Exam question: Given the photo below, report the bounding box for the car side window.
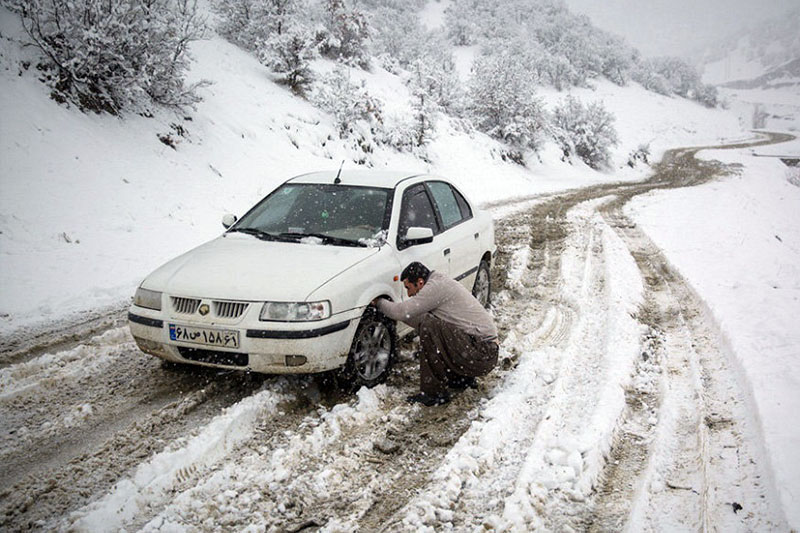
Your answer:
[452,187,473,220]
[427,181,465,229]
[398,184,439,240]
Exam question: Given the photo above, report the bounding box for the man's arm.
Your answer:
[374,282,442,324]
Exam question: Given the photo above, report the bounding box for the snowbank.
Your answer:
[0,19,745,338]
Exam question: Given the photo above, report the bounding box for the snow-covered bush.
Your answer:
[467,51,548,161]
[258,25,317,95]
[368,4,430,68]
[311,66,382,137]
[445,0,637,90]
[634,56,718,107]
[10,0,208,114]
[626,143,651,168]
[314,0,371,68]
[694,83,719,108]
[405,61,441,147]
[552,95,618,169]
[214,0,301,51]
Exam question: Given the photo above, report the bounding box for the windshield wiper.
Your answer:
[278,232,366,247]
[228,227,285,241]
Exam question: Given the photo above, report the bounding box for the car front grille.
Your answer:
[213,300,249,319]
[172,296,201,314]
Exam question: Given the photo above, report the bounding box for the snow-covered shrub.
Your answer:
[10,0,208,114]
[378,119,415,152]
[626,143,651,168]
[315,0,371,68]
[650,57,701,98]
[213,0,301,51]
[368,5,428,67]
[258,25,317,95]
[444,0,494,46]
[405,62,440,147]
[467,51,548,161]
[444,0,637,91]
[694,83,719,108]
[552,95,619,169]
[632,56,718,106]
[311,66,382,137]
[598,35,636,86]
[632,63,672,96]
[406,52,463,112]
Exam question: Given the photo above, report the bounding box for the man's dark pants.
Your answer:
[417,314,498,396]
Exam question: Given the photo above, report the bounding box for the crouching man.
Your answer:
[373,262,499,406]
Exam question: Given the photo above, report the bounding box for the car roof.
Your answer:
[287,170,433,188]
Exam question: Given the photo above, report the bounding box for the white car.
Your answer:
[128,170,496,387]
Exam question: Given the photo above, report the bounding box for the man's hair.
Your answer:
[401,262,431,284]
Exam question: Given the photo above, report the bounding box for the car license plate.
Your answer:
[169,324,240,349]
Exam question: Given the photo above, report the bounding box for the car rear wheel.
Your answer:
[472,259,491,308]
[339,308,396,388]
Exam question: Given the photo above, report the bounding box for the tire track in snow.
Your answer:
[382,224,576,532]
[495,199,645,532]
[65,386,289,532]
[379,197,644,532]
[0,328,307,531]
[582,207,787,532]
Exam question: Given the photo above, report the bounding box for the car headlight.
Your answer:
[134,287,162,311]
[259,301,331,322]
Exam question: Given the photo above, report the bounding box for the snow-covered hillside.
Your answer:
[699,7,800,85]
[0,7,744,337]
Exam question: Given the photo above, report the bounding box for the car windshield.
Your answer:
[232,183,391,246]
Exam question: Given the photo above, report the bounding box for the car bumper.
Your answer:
[128,308,359,374]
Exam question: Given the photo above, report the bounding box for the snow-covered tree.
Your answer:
[311,66,382,137]
[633,56,718,107]
[405,61,440,147]
[552,95,618,169]
[597,35,636,86]
[258,25,317,95]
[694,83,719,108]
[467,51,548,160]
[649,56,701,98]
[315,0,371,68]
[10,0,208,114]
[213,0,303,51]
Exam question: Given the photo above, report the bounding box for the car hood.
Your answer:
[143,234,379,301]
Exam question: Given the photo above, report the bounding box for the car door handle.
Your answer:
[443,248,450,256]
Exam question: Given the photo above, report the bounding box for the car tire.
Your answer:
[472,259,491,308]
[338,308,396,389]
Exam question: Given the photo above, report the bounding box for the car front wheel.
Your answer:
[339,308,396,388]
[472,259,491,308]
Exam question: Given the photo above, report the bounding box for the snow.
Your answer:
[69,386,288,532]
[1,4,799,529]
[419,0,450,31]
[625,138,800,528]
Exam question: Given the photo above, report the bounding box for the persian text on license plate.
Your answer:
[169,324,240,349]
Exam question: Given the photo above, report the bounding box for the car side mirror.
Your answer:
[222,213,238,229]
[402,226,434,246]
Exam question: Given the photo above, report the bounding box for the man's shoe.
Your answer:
[449,375,478,390]
[406,392,450,406]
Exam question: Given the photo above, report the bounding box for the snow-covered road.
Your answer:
[0,134,793,531]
